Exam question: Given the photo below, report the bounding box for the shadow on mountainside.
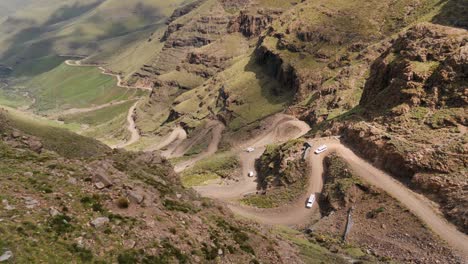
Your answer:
[432,0,468,29]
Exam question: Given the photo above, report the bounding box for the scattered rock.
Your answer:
[90,217,110,228]
[23,197,39,209]
[2,200,15,211]
[176,193,182,199]
[67,177,77,185]
[49,207,60,217]
[26,138,43,153]
[23,172,33,177]
[123,240,136,249]
[128,191,145,204]
[11,131,20,138]
[75,237,84,247]
[218,248,223,256]
[0,251,12,262]
[94,182,106,190]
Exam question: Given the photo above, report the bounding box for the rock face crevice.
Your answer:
[228,9,279,37]
[255,43,300,93]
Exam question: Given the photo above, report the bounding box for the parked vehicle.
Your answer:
[246,147,255,153]
[306,194,316,208]
[314,145,328,154]
[248,171,255,177]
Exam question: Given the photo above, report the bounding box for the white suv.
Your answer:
[306,194,316,208]
[246,147,255,153]
[314,145,328,154]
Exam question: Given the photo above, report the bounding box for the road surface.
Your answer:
[196,136,468,259]
[65,60,152,91]
[113,101,140,149]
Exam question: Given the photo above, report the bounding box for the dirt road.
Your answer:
[47,100,132,119]
[65,60,152,91]
[202,137,468,259]
[65,59,148,149]
[174,121,225,172]
[195,114,311,199]
[147,126,188,154]
[113,101,140,149]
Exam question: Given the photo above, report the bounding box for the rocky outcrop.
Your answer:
[321,154,371,214]
[133,2,233,83]
[326,23,468,233]
[165,0,205,25]
[255,140,307,190]
[228,9,280,37]
[360,23,468,115]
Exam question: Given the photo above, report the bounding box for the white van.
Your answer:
[314,145,328,154]
[306,194,316,208]
[246,147,255,153]
[248,171,255,177]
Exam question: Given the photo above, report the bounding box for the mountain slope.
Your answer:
[0,0,190,71]
[0,107,362,263]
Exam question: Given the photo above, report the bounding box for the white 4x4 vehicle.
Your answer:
[306,194,316,208]
[246,147,255,153]
[314,145,328,154]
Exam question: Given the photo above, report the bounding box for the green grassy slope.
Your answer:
[26,63,141,113]
[1,107,109,158]
[0,0,190,71]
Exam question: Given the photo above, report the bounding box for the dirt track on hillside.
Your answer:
[113,101,140,149]
[186,112,468,259]
[205,137,468,259]
[65,60,152,91]
[147,126,188,154]
[65,60,149,148]
[48,100,133,119]
[194,114,311,199]
[174,121,225,172]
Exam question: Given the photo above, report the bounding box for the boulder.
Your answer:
[23,197,39,209]
[0,251,12,262]
[90,217,110,228]
[127,191,145,204]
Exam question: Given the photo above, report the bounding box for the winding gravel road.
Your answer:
[191,118,468,259]
[113,101,140,149]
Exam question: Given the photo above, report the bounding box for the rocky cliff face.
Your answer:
[132,1,234,88]
[360,23,467,114]
[228,9,280,37]
[252,0,446,126]
[327,23,468,233]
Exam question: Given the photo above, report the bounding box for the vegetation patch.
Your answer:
[241,179,307,208]
[181,152,239,187]
[273,226,348,263]
[321,154,365,213]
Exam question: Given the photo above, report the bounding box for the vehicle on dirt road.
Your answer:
[306,194,316,208]
[248,171,255,177]
[314,145,328,154]
[246,147,255,153]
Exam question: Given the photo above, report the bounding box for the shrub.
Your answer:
[48,214,74,234]
[116,197,130,209]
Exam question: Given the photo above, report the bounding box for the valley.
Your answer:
[0,0,466,263]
